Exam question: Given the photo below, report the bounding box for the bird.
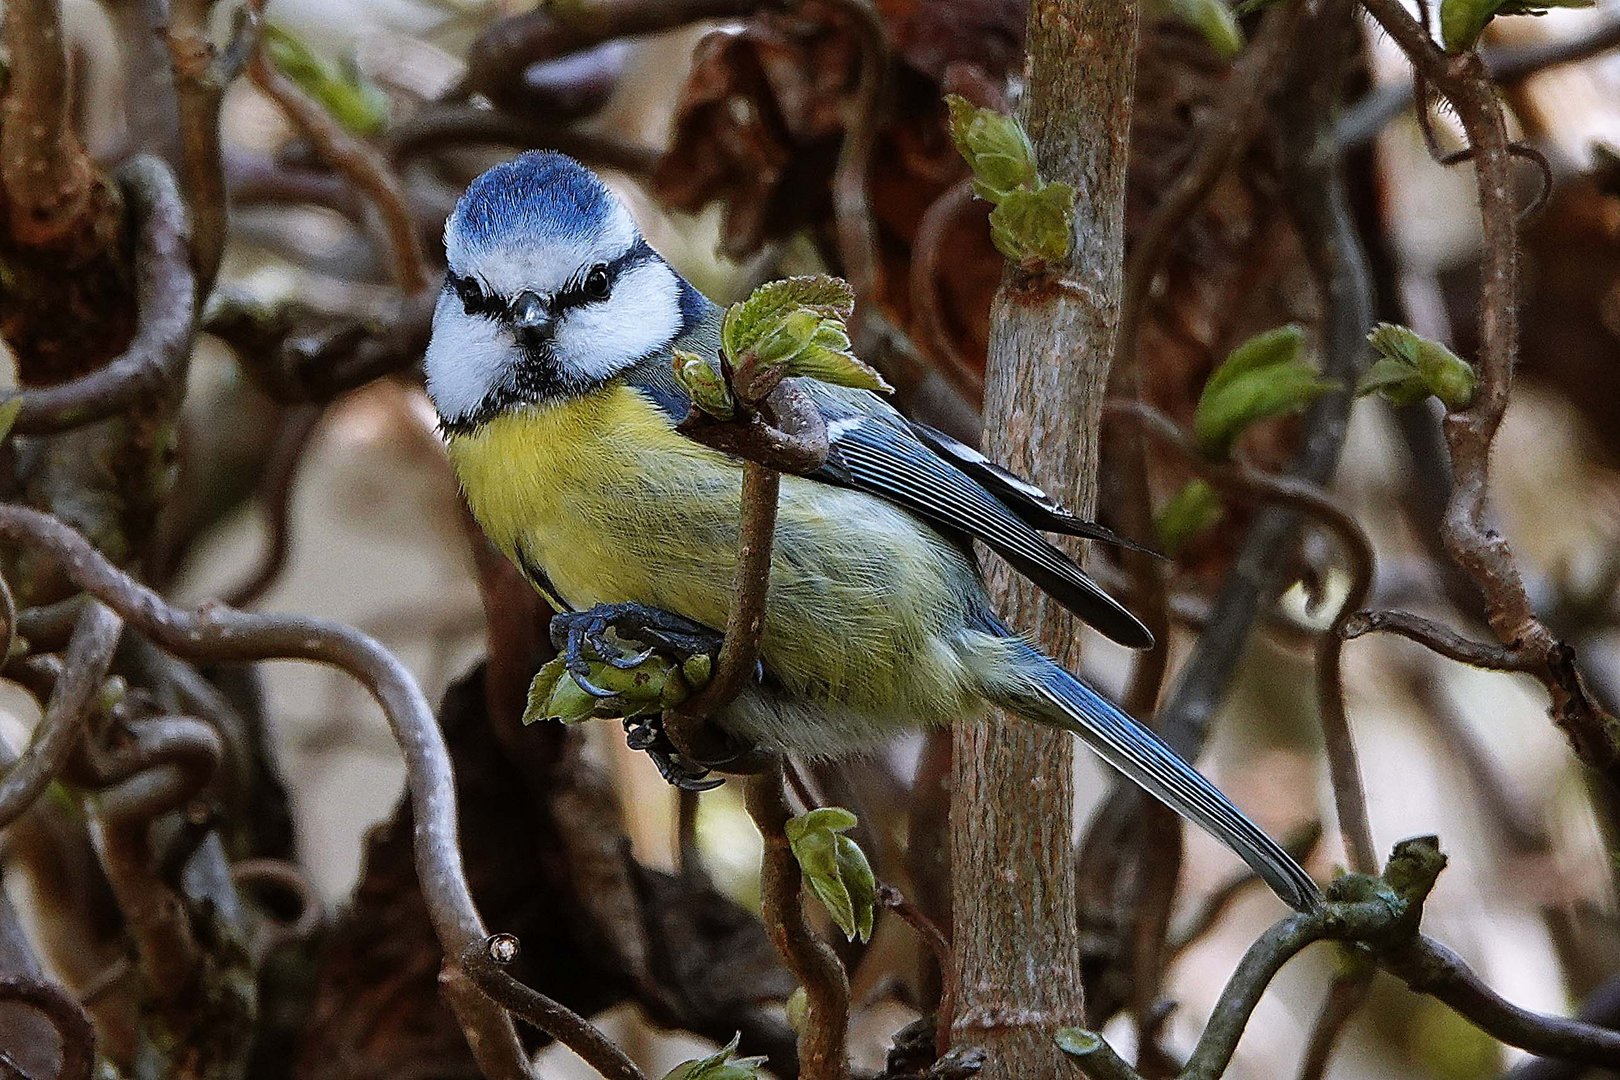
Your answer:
[422,150,1321,914]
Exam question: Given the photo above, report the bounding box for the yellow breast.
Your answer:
[445,382,983,721]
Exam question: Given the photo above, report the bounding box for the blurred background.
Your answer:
[3,0,1620,1077]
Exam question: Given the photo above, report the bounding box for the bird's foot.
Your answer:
[549,602,723,697]
[621,714,724,791]
[546,603,765,788]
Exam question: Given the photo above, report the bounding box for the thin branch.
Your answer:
[910,179,984,400]
[1337,15,1620,149]
[1295,967,1375,1080]
[459,935,649,1080]
[457,0,785,114]
[0,505,532,1079]
[0,0,103,245]
[387,103,661,177]
[1064,838,1620,1079]
[747,765,852,1080]
[89,713,224,1005]
[878,882,956,1058]
[1166,821,1324,962]
[664,380,829,764]
[8,158,196,435]
[248,49,430,296]
[0,602,122,829]
[224,405,322,608]
[0,976,96,1080]
[1340,608,1536,672]
[824,0,887,318]
[168,0,265,290]
[1359,0,1620,780]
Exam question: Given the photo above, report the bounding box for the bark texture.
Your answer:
[949,2,1139,1076]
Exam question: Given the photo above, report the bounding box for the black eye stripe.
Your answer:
[447,238,656,320]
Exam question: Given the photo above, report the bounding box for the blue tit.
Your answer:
[423,151,1321,913]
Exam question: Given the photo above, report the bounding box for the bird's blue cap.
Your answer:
[449,151,618,253]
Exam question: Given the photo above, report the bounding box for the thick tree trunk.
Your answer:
[949,2,1139,1077]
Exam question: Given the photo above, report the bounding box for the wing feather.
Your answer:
[810,391,1153,649]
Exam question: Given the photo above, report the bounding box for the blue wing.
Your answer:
[622,294,1153,649]
[801,383,1153,649]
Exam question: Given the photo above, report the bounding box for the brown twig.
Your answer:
[0,976,97,1080]
[664,380,829,766]
[0,602,122,829]
[1295,966,1375,1080]
[1359,0,1620,781]
[1064,839,1620,1079]
[878,883,955,1058]
[168,0,265,290]
[248,49,430,296]
[457,0,784,115]
[747,765,852,1080]
[1165,821,1324,962]
[1340,608,1536,672]
[9,158,196,436]
[824,0,887,320]
[0,505,531,1079]
[224,405,322,609]
[1337,15,1620,149]
[909,179,983,401]
[387,103,660,177]
[0,0,105,246]
[459,934,650,1080]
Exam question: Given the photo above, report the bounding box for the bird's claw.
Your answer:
[621,716,723,791]
[550,603,725,683]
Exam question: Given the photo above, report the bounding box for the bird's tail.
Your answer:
[978,623,1322,913]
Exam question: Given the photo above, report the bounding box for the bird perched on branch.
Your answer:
[423,151,1321,913]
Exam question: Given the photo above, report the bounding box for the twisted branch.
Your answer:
[8,159,196,436]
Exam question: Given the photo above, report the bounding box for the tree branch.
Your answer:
[746,765,851,1080]
[0,603,122,828]
[8,159,196,436]
[1062,838,1620,1078]
[0,505,533,1079]
[1358,0,1620,781]
[248,47,430,296]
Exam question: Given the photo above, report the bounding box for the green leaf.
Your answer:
[785,987,808,1033]
[944,94,1039,203]
[785,806,859,841]
[1362,323,1475,408]
[720,276,855,363]
[1439,0,1594,52]
[0,395,22,444]
[546,670,601,725]
[835,834,876,942]
[522,659,568,727]
[988,181,1074,265]
[718,276,889,396]
[1155,478,1222,556]
[1208,324,1307,391]
[1148,0,1244,58]
[264,24,389,135]
[672,349,736,420]
[1194,364,1336,456]
[785,806,875,942]
[1193,325,1332,457]
[663,1034,769,1080]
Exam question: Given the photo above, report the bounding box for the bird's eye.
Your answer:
[583,264,611,301]
[453,275,485,314]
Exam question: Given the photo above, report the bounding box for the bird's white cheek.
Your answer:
[423,294,518,424]
[552,261,681,380]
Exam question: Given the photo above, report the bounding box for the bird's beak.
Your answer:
[510,290,554,347]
